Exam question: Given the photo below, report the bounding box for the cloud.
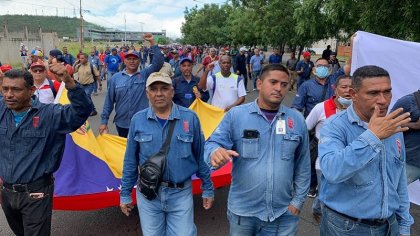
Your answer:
[0,0,223,38]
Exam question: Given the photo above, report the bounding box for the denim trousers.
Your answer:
[227,209,299,236]
[136,180,196,236]
[1,183,54,236]
[320,206,399,236]
[251,70,261,89]
[82,83,96,112]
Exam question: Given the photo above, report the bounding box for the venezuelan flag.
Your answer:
[52,86,231,210]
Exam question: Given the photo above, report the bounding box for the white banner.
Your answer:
[352,31,420,205]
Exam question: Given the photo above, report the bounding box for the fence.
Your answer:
[0,24,59,66]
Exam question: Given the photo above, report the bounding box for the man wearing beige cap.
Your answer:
[120,72,214,236]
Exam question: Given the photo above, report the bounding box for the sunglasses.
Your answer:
[32,69,45,73]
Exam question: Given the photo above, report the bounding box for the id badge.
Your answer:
[276,119,286,135]
[185,93,193,99]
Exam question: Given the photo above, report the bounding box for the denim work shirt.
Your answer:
[0,85,92,183]
[295,60,314,80]
[172,75,209,108]
[120,104,214,204]
[101,45,164,129]
[204,100,310,222]
[318,105,414,235]
[292,69,344,117]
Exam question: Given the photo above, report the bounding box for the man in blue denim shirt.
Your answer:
[99,33,164,138]
[205,64,310,236]
[0,68,91,235]
[318,65,413,236]
[120,72,214,236]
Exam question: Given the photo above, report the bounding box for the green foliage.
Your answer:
[182,0,420,46]
[0,14,105,38]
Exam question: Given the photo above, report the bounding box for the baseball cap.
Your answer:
[239,47,247,52]
[179,57,193,65]
[146,72,172,87]
[171,49,178,54]
[303,51,311,57]
[30,62,46,70]
[125,50,140,58]
[49,49,63,57]
[111,48,117,52]
[0,64,12,73]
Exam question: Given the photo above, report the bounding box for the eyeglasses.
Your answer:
[32,69,45,73]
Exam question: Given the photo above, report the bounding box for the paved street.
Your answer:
[1,63,419,235]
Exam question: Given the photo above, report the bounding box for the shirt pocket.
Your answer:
[134,133,154,157]
[281,134,300,160]
[241,138,260,159]
[347,160,377,188]
[21,130,46,147]
[176,134,193,158]
[0,127,6,135]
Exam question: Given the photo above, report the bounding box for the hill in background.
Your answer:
[0,14,106,38]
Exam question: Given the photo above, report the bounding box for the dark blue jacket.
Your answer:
[0,85,92,184]
[172,75,209,108]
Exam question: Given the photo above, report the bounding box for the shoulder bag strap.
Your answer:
[414,90,420,110]
[161,120,176,155]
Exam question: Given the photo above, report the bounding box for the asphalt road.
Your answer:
[1,62,419,235]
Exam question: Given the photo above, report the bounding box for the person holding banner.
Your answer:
[318,65,413,236]
[205,64,310,235]
[0,68,92,235]
[120,72,214,236]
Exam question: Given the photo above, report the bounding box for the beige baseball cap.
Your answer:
[146,72,173,87]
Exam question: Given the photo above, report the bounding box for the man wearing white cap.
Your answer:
[120,72,214,236]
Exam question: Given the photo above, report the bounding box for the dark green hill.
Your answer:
[0,14,105,38]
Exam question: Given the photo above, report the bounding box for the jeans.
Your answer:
[136,180,196,236]
[107,71,117,87]
[227,210,299,236]
[320,206,399,236]
[251,70,261,89]
[1,183,54,236]
[312,167,322,215]
[82,83,96,112]
[406,163,420,184]
[93,80,98,93]
[238,70,248,91]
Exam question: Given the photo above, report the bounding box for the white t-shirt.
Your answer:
[206,73,246,110]
[34,79,55,104]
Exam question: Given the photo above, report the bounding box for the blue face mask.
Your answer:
[315,66,330,79]
[337,96,352,107]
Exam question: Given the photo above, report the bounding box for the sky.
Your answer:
[1,0,226,38]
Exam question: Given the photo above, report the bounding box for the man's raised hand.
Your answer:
[368,106,410,139]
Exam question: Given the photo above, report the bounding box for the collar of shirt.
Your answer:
[249,99,286,117]
[180,75,199,83]
[146,102,181,121]
[346,104,368,128]
[121,70,140,77]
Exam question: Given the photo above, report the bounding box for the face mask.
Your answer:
[315,66,329,79]
[337,96,352,107]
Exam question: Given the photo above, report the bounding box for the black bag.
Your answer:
[138,120,175,200]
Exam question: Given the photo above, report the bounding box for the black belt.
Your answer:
[3,175,54,192]
[325,205,389,226]
[161,180,185,189]
[80,82,94,86]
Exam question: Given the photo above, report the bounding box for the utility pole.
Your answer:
[124,14,127,45]
[80,0,84,49]
[56,8,58,17]
[138,22,144,34]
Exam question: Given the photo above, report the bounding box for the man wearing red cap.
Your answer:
[296,51,314,91]
[0,64,13,101]
[30,62,61,104]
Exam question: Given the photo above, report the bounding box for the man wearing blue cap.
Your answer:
[100,33,164,137]
[172,57,209,108]
[104,48,122,83]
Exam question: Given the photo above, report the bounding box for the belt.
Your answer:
[80,82,94,86]
[3,175,54,192]
[325,205,388,226]
[161,180,185,189]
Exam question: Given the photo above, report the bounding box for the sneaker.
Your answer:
[253,88,257,91]
[246,90,251,93]
[93,92,98,96]
[90,111,98,116]
[307,187,317,198]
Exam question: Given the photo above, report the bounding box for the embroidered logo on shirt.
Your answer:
[288,117,294,130]
[396,139,401,156]
[32,116,39,128]
[183,120,189,133]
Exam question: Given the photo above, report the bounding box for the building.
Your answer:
[76,28,166,42]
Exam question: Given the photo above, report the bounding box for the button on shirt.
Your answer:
[120,104,214,204]
[204,101,310,222]
[318,105,414,235]
[0,85,92,184]
[101,45,164,129]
